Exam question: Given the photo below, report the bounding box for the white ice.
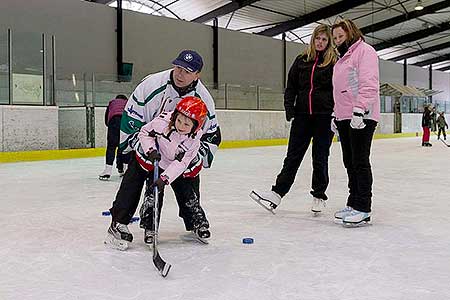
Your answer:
[1,136,450,300]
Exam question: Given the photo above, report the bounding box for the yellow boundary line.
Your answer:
[0,131,447,163]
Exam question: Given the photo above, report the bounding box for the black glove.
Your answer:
[285,107,295,122]
[150,177,167,191]
[146,149,161,163]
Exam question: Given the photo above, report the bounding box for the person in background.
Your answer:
[331,19,380,226]
[422,105,432,147]
[430,107,437,132]
[436,111,448,141]
[99,94,130,180]
[250,24,337,215]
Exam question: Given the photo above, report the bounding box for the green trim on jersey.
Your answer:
[139,84,167,106]
[120,113,146,135]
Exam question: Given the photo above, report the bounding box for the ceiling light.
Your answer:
[415,0,424,10]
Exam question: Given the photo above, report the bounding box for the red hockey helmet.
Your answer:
[175,96,208,133]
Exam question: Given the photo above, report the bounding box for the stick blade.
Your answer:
[153,250,172,277]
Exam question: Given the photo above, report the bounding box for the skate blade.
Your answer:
[249,191,276,215]
[180,232,209,245]
[99,176,110,181]
[342,217,372,228]
[104,233,129,251]
[333,218,344,224]
[312,211,321,217]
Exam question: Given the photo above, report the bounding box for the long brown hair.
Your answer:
[304,24,337,67]
[331,19,364,46]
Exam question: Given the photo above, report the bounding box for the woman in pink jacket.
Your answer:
[331,19,380,226]
[106,96,208,249]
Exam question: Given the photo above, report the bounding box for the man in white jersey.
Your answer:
[107,50,221,246]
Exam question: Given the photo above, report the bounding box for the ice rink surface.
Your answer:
[1,136,449,300]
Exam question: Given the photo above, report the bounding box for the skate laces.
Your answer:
[338,206,352,213]
[116,223,131,234]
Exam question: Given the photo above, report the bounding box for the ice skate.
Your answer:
[334,206,353,223]
[249,190,281,214]
[118,163,128,177]
[104,221,133,250]
[311,197,326,215]
[180,226,210,245]
[99,165,113,181]
[144,229,154,245]
[342,209,371,227]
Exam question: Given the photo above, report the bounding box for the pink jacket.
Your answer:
[136,111,202,184]
[333,39,380,122]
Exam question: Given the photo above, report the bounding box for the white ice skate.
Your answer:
[342,209,371,227]
[249,190,281,214]
[333,206,353,223]
[104,221,133,250]
[311,197,326,215]
[99,165,113,181]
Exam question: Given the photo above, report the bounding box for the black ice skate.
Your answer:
[144,229,154,245]
[104,221,133,251]
[180,226,210,245]
[99,174,111,181]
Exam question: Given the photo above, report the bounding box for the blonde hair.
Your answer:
[331,19,364,46]
[304,24,337,67]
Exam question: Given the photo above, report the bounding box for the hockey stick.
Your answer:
[149,157,172,277]
[439,138,450,147]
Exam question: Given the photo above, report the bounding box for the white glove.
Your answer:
[350,107,366,129]
[331,115,339,136]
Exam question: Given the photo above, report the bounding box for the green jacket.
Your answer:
[437,115,448,129]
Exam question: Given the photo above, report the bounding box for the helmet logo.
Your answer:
[184,53,193,62]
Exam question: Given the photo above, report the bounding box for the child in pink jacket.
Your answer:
[106,96,208,248]
[331,19,380,226]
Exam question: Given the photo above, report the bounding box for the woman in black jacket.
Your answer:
[251,24,337,214]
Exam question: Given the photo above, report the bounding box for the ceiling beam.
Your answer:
[192,0,259,23]
[389,41,450,61]
[361,0,450,34]
[436,65,450,72]
[413,53,450,67]
[87,0,114,4]
[256,0,372,37]
[373,22,450,51]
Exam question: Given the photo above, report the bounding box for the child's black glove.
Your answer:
[146,149,161,163]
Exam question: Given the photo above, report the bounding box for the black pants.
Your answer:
[336,119,377,213]
[106,116,129,170]
[272,114,333,200]
[437,127,447,140]
[109,154,209,230]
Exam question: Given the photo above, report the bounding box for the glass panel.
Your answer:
[385,96,392,113]
[93,73,138,107]
[225,84,257,110]
[11,31,44,105]
[258,86,283,110]
[0,30,8,104]
[54,73,91,107]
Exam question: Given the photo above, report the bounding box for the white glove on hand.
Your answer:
[350,107,366,129]
[331,115,339,136]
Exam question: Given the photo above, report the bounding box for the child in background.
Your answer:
[99,95,129,180]
[437,111,448,141]
[106,96,208,250]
